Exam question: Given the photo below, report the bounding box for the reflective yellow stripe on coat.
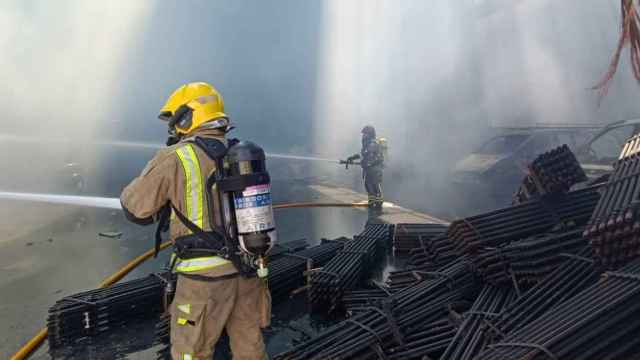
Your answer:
[175,144,204,229]
[174,144,230,272]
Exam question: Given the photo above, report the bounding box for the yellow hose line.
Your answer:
[10,201,368,360]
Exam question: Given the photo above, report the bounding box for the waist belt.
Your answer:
[179,272,240,282]
[174,233,226,259]
[173,253,232,273]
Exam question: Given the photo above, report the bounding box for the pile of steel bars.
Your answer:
[47,272,173,348]
[513,144,586,204]
[586,133,640,268]
[275,258,478,360]
[392,223,448,254]
[270,239,344,300]
[477,258,640,360]
[383,319,457,360]
[342,287,391,314]
[474,226,588,285]
[439,285,515,360]
[308,224,393,310]
[269,239,310,259]
[485,248,599,343]
[385,235,458,292]
[406,234,458,269]
[448,186,600,255]
[360,223,395,246]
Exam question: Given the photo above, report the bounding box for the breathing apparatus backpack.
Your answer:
[376,137,388,166]
[157,137,276,278]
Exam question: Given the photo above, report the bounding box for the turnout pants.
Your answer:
[363,167,384,207]
[170,269,271,360]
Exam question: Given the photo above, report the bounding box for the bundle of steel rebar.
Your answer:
[154,312,171,358]
[270,239,344,300]
[485,248,599,344]
[275,258,478,360]
[392,223,448,254]
[359,223,395,246]
[474,227,588,285]
[439,285,515,360]
[382,319,457,360]
[308,225,392,310]
[513,144,586,204]
[269,239,310,259]
[385,235,458,292]
[477,258,640,360]
[586,133,640,268]
[308,249,371,311]
[47,272,173,348]
[406,234,458,268]
[448,186,600,256]
[342,287,391,314]
[49,318,156,359]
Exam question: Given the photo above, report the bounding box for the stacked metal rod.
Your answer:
[448,186,600,256]
[383,319,457,360]
[406,234,458,268]
[586,133,640,268]
[342,287,391,314]
[49,319,156,359]
[485,248,599,344]
[477,258,640,360]
[154,312,171,357]
[308,224,392,310]
[360,223,395,245]
[269,239,310,259]
[513,144,587,204]
[386,235,458,292]
[474,227,588,285]
[275,258,478,360]
[269,239,345,300]
[392,223,448,254]
[47,272,173,348]
[439,285,515,360]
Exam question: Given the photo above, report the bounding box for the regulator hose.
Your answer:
[10,201,370,360]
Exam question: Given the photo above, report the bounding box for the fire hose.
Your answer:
[9,201,370,360]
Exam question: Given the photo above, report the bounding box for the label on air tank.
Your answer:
[234,184,276,233]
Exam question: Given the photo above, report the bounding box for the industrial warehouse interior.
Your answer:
[4,1,640,359]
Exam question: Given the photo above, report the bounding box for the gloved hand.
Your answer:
[340,154,361,169]
[347,154,361,162]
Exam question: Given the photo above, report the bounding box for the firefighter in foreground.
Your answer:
[121,82,273,360]
[342,125,387,211]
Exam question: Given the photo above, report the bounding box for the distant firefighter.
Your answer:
[342,125,387,211]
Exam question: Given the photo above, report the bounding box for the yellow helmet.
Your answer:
[158,82,228,134]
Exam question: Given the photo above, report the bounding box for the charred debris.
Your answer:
[47,138,640,359]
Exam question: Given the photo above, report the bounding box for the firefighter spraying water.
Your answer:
[120,82,272,359]
[341,125,388,211]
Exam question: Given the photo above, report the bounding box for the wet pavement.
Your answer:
[0,139,448,359]
[0,178,373,359]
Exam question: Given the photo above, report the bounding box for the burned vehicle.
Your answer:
[576,119,640,180]
[451,127,595,214]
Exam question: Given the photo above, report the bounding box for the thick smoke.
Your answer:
[4,2,640,357]
[309,0,640,215]
[1,0,640,214]
[0,1,152,195]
